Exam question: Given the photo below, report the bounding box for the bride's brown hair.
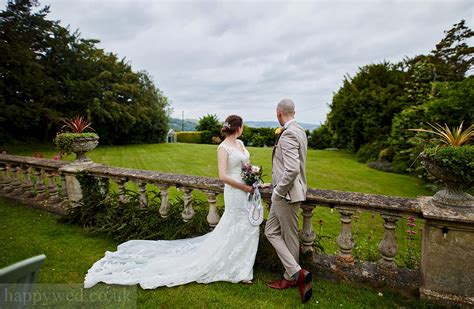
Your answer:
[221,115,243,137]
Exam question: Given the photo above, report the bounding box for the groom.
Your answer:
[265,98,312,303]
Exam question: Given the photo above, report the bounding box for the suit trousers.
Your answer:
[265,194,302,279]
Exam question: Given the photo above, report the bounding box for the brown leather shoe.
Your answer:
[267,278,297,290]
[296,269,313,303]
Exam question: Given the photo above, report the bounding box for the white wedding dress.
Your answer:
[84,141,259,289]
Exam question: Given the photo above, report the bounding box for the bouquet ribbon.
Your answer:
[246,183,264,226]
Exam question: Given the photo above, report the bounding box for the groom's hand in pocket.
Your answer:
[271,191,285,202]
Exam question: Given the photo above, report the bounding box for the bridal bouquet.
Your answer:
[241,163,263,186]
[241,163,264,226]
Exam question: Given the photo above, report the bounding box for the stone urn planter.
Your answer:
[420,152,473,208]
[54,133,99,164]
[69,135,99,163]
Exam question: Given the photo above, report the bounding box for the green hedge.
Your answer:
[241,127,277,147]
[200,130,214,144]
[176,131,202,144]
[308,125,332,149]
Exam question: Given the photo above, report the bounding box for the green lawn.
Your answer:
[0,198,437,308]
[5,142,431,197]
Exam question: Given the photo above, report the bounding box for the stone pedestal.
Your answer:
[419,196,474,307]
[59,162,98,209]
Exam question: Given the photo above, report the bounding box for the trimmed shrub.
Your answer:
[241,127,276,147]
[378,147,395,161]
[251,134,267,147]
[200,130,212,144]
[357,142,382,163]
[176,131,202,144]
[200,130,221,145]
[308,125,332,149]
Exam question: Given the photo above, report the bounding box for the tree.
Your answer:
[388,77,474,174]
[385,20,474,173]
[195,114,221,144]
[326,62,408,154]
[430,20,474,82]
[325,20,474,166]
[196,114,221,133]
[0,1,59,142]
[0,1,170,144]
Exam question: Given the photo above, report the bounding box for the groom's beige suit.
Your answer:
[265,120,308,279]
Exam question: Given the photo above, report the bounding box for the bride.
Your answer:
[84,115,259,289]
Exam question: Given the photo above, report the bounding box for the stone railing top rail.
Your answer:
[86,164,224,192]
[0,154,421,216]
[306,188,420,216]
[0,154,68,170]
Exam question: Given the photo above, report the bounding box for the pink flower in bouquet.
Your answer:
[241,162,263,186]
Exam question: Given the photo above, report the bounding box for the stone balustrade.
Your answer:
[0,153,472,307]
[0,155,69,213]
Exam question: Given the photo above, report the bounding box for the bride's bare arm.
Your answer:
[218,147,253,193]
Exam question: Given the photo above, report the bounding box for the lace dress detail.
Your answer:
[84,140,259,289]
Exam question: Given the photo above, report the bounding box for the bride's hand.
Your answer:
[242,185,254,193]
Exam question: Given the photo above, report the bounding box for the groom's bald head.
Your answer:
[277,98,295,116]
[276,98,295,126]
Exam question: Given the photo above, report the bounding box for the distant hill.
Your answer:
[245,121,319,131]
[169,118,198,131]
[169,118,319,132]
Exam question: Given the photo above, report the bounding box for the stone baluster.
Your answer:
[115,178,128,203]
[138,182,148,208]
[204,190,220,228]
[181,187,195,222]
[300,204,316,253]
[377,213,401,274]
[59,172,70,209]
[33,168,47,201]
[46,170,61,203]
[98,177,109,196]
[10,165,24,195]
[3,164,14,193]
[20,165,35,198]
[336,207,356,267]
[4,164,14,193]
[157,184,170,218]
[0,164,11,193]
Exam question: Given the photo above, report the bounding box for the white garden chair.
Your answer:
[0,254,46,308]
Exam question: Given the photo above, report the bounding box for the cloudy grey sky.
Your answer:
[20,0,474,123]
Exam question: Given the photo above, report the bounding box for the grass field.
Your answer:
[5,142,430,197]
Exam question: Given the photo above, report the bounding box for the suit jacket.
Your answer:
[272,121,308,203]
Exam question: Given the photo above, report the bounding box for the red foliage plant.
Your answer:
[60,116,95,133]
